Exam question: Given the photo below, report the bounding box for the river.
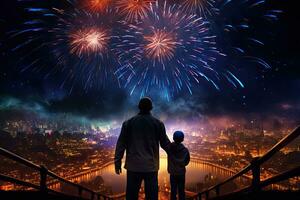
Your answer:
[50,158,251,197]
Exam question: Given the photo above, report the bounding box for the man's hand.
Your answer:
[115,164,122,175]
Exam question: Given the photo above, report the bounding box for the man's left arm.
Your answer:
[114,121,127,174]
[159,122,171,153]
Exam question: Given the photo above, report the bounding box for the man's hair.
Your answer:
[138,97,153,112]
[173,131,184,143]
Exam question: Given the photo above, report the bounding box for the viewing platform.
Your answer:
[0,126,300,200]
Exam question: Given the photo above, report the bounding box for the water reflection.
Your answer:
[50,158,250,196]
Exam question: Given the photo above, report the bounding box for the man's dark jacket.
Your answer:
[114,112,170,172]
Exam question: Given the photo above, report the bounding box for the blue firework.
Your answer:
[213,0,282,71]
[115,1,226,98]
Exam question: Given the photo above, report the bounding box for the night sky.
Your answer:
[0,0,299,128]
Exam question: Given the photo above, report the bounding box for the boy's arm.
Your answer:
[185,149,190,166]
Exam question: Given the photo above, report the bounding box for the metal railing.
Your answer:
[190,126,300,200]
[0,147,112,200]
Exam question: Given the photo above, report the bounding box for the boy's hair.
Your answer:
[173,131,184,143]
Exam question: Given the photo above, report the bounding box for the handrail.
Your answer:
[0,173,40,190]
[0,147,40,171]
[257,127,300,165]
[201,163,253,194]
[195,165,300,200]
[195,126,300,200]
[0,147,111,200]
[0,173,73,197]
[260,165,300,188]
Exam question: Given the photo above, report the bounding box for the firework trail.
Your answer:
[10,0,124,91]
[213,0,282,71]
[180,0,218,16]
[116,0,155,22]
[115,1,226,98]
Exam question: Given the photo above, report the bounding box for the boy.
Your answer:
[167,131,190,200]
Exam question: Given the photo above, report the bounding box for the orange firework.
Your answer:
[69,28,110,56]
[116,0,155,22]
[144,30,177,62]
[85,0,112,12]
[181,0,215,15]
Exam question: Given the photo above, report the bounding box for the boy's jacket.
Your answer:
[167,142,190,175]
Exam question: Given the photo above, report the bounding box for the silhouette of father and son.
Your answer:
[115,97,190,200]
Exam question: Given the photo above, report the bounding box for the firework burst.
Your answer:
[144,29,177,62]
[10,1,124,90]
[116,0,155,22]
[116,1,226,97]
[83,0,112,12]
[69,27,110,56]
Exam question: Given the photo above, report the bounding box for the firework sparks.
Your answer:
[84,0,112,12]
[181,0,217,16]
[144,30,177,62]
[11,1,124,90]
[116,1,225,97]
[214,0,282,70]
[116,0,155,22]
[70,28,110,56]
[9,0,281,98]
[50,8,122,89]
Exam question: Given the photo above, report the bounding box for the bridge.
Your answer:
[0,126,300,200]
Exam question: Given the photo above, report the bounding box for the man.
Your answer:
[114,97,170,200]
